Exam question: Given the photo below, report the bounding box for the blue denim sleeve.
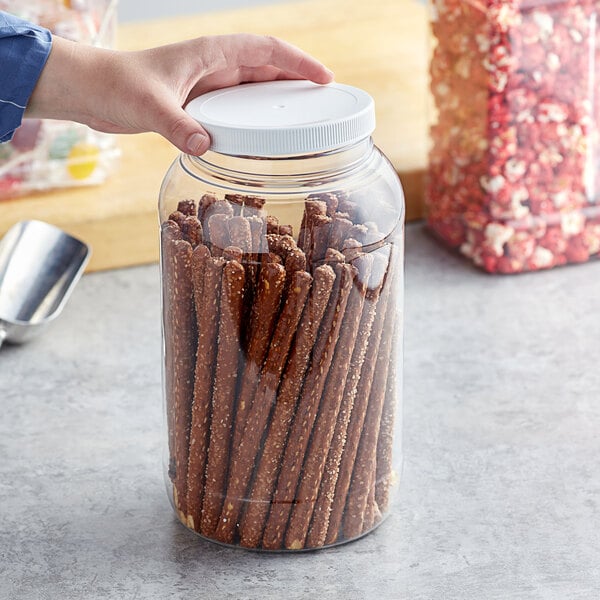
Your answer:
[0,11,52,142]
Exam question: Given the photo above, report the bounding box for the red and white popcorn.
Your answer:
[426,0,600,273]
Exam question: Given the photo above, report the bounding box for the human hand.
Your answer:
[26,33,334,155]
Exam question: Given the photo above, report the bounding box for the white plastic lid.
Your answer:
[185,80,375,157]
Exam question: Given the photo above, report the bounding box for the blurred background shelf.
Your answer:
[0,0,428,272]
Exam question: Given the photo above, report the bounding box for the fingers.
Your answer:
[265,36,334,84]
[219,34,334,84]
[153,104,211,155]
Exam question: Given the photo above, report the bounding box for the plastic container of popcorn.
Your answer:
[425,0,600,273]
[158,80,404,550]
[0,0,119,199]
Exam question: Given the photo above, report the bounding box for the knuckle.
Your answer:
[168,115,190,140]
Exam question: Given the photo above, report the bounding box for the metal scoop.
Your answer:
[0,220,91,349]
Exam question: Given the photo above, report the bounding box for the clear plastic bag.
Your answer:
[426,0,600,273]
[0,0,119,198]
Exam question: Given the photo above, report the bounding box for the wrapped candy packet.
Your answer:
[0,0,119,198]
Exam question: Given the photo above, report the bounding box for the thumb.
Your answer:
[154,105,210,155]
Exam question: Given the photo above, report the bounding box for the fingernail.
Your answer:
[186,132,208,155]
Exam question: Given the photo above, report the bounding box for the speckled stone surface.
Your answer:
[1,223,599,600]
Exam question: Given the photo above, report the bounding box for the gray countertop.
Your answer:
[1,223,599,600]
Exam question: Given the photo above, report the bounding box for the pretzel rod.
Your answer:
[262,252,283,266]
[224,194,243,216]
[266,215,279,233]
[172,237,197,518]
[181,215,203,248]
[284,248,306,272]
[325,248,345,264]
[246,196,267,217]
[228,216,255,332]
[223,246,243,262]
[265,234,299,300]
[375,322,400,514]
[354,455,377,539]
[324,247,393,545]
[215,270,313,544]
[198,193,217,222]
[241,215,265,321]
[164,236,196,517]
[266,216,294,237]
[373,243,401,515]
[297,208,308,250]
[201,198,233,230]
[161,220,182,483]
[337,196,358,223]
[227,216,252,253]
[262,262,353,550]
[239,264,335,548]
[363,480,381,534]
[308,214,333,267]
[298,200,327,255]
[185,252,224,531]
[200,260,246,537]
[266,233,298,262]
[285,257,370,550]
[248,214,266,261]
[207,213,231,257]
[225,193,266,217]
[231,262,286,450]
[306,193,338,215]
[306,253,384,548]
[342,238,363,263]
[329,214,353,251]
[284,248,307,289]
[344,224,369,247]
[167,210,186,230]
[342,257,398,540]
[363,221,380,242]
[176,199,197,216]
[309,192,339,217]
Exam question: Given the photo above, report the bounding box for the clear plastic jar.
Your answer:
[159,81,404,550]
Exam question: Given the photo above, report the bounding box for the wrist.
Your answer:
[26,36,111,125]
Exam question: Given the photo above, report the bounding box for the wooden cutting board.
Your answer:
[0,0,428,272]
